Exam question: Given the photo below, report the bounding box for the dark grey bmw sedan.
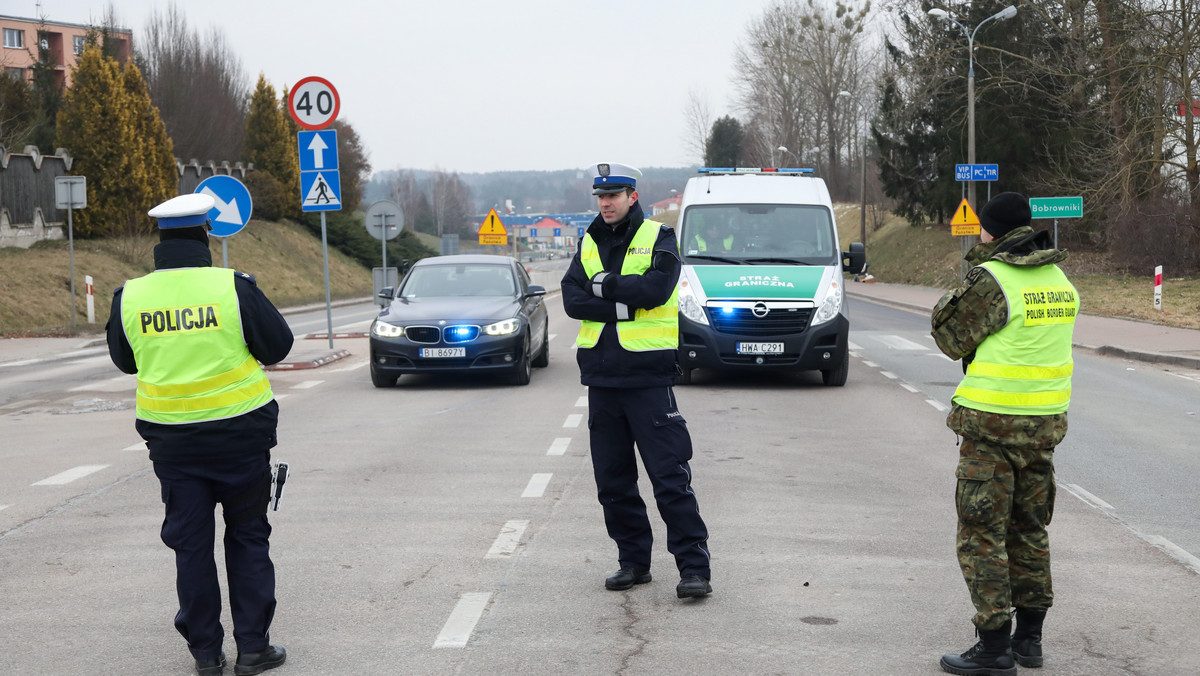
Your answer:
[369,254,549,387]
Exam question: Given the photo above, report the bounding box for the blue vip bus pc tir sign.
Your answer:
[955,164,999,182]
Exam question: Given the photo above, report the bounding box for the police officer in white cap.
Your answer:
[561,163,713,599]
[106,192,293,675]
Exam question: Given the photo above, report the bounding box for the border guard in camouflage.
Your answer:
[930,192,1079,676]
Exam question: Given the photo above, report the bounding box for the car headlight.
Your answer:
[372,320,405,338]
[812,280,843,326]
[677,283,709,325]
[484,318,520,335]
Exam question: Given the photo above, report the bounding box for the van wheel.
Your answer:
[821,351,848,387]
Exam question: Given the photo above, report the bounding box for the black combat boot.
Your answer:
[1011,608,1046,668]
[939,619,1017,676]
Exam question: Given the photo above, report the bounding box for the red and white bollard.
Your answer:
[1153,265,1162,311]
[85,275,95,324]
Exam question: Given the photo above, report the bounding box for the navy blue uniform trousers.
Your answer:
[588,385,711,578]
[153,455,276,661]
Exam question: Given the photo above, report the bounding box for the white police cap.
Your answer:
[590,162,642,195]
[148,193,215,229]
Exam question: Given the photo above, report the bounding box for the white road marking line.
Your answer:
[549,333,557,341]
[575,396,587,407]
[1061,483,1115,511]
[327,361,367,372]
[935,354,954,361]
[877,334,929,351]
[521,473,552,498]
[274,394,290,400]
[900,383,920,393]
[291,380,324,389]
[862,360,879,368]
[32,464,110,486]
[0,359,40,369]
[925,399,948,412]
[0,504,10,512]
[485,520,529,559]
[123,442,146,452]
[847,340,863,351]
[1143,535,1200,576]
[547,438,571,456]
[880,371,898,379]
[563,414,582,428]
[433,592,492,648]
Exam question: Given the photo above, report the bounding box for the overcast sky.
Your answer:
[23,0,778,175]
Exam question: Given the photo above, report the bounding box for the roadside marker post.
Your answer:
[1154,265,1163,311]
[85,275,94,324]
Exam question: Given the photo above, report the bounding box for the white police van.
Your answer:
[674,168,865,385]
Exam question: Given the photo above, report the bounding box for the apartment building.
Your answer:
[0,14,132,89]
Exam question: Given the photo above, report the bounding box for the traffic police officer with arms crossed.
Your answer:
[931,192,1078,676]
[561,162,712,599]
[106,193,293,676]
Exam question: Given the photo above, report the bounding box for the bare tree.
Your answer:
[682,88,713,165]
[137,2,249,162]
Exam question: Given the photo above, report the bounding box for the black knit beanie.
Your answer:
[979,192,1031,239]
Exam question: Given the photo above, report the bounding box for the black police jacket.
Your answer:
[105,238,295,464]
[561,201,681,388]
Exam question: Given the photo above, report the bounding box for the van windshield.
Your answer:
[679,204,838,266]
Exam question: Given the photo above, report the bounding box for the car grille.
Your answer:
[405,326,441,344]
[705,306,812,336]
[443,325,481,343]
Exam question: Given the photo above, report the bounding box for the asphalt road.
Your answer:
[1,294,1198,675]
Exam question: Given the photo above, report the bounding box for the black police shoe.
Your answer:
[196,651,225,676]
[676,575,712,598]
[605,568,652,590]
[234,645,286,675]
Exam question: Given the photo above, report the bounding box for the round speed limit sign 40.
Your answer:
[288,76,340,130]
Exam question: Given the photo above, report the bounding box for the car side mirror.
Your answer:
[524,285,546,298]
[377,286,394,300]
[841,242,866,274]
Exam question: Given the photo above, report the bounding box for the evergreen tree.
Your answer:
[705,116,744,167]
[120,62,177,236]
[55,45,132,238]
[245,75,300,219]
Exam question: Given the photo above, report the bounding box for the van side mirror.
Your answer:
[841,242,866,274]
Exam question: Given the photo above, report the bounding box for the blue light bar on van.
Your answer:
[698,167,815,174]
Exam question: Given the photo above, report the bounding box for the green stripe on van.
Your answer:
[691,266,825,300]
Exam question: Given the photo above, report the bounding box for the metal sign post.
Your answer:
[54,176,87,333]
[365,200,403,306]
[195,175,254,268]
[291,79,341,349]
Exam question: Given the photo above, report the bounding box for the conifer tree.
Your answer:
[245,75,300,218]
[121,63,177,235]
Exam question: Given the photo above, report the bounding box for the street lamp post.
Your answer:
[928,5,1017,213]
[837,92,868,247]
[776,145,802,166]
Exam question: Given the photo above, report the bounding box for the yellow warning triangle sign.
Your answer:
[478,208,507,235]
[950,198,981,226]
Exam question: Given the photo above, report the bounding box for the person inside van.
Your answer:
[695,221,736,253]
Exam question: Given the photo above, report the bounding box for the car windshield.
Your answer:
[679,204,838,265]
[400,264,517,299]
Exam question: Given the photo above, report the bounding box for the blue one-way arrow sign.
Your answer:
[298,130,338,172]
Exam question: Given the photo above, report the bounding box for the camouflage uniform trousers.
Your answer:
[950,405,1067,631]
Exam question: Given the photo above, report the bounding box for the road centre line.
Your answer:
[123,442,146,452]
[900,383,920,393]
[0,504,9,512]
[876,334,930,351]
[563,414,582,428]
[291,380,324,389]
[485,520,529,559]
[433,592,492,648]
[326,361,367,372]
[575,396,587,407]
[521,473,552,498]
[847,340,863,351]
[862,360,879,368]
[547,438,570,456]
[925,399,948,412]
[880,371,898,379]
[32,465,110,486]
[549,333,557,341]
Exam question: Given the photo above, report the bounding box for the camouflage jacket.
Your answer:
[930,226,1072,444]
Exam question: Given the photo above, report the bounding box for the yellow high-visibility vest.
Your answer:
[577,220,678,351]
[953,260,1078,415]
[121,267,274,424]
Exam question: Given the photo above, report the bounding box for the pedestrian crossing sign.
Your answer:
[950,198,980,236]
[301,170,341,212]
